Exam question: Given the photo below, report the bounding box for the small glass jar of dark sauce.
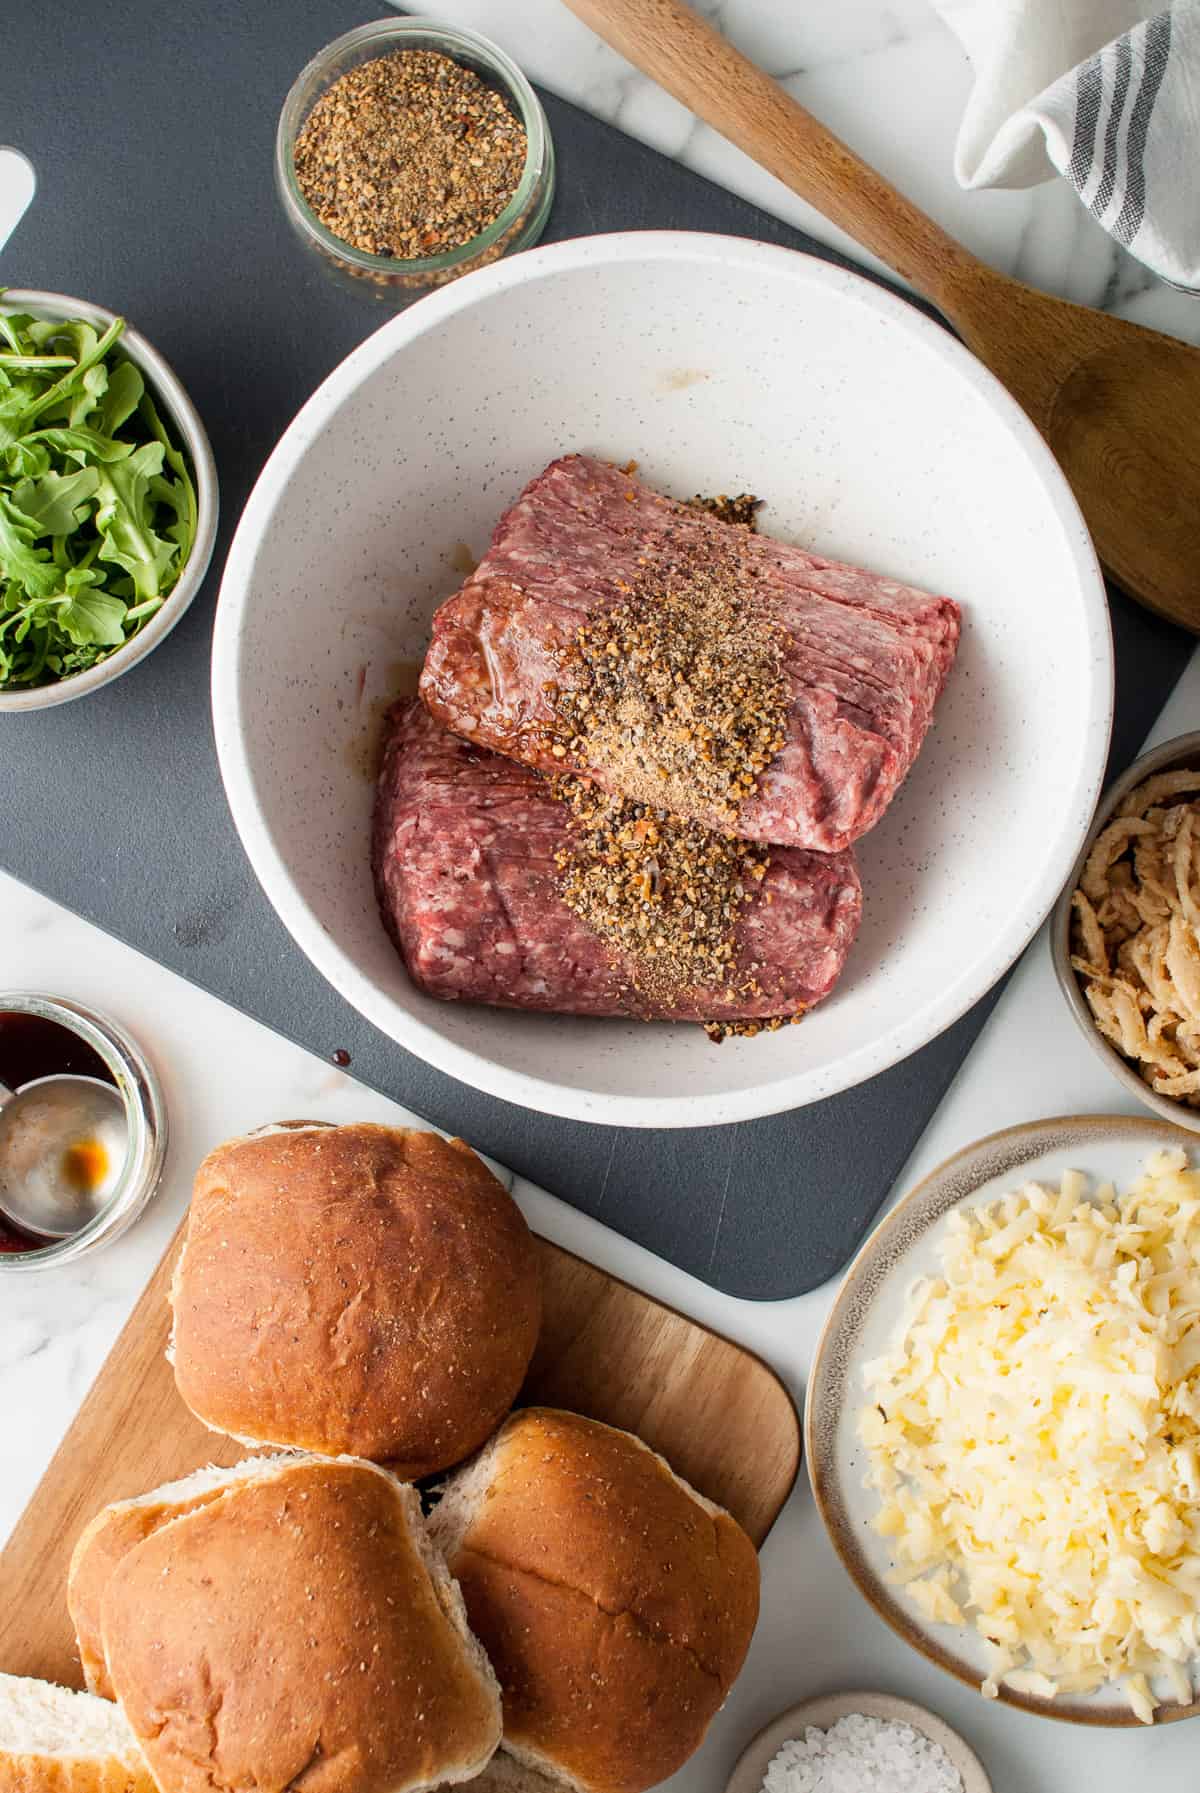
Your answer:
[0,994,167,1271]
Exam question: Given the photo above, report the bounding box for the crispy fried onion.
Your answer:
[1071,769,1200,1106]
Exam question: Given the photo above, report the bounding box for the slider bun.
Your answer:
[98,1454,502,1793]
[170,1124,542,1474]
[429,1409,760,1793]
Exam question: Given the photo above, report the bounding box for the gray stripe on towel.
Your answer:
[1091,33,1133,220]
[1069,52,1105,190]
[1113,10,1174,246]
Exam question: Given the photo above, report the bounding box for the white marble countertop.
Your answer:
[4,4,1200,1789]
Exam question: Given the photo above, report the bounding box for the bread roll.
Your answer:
[428,1408,760,1793]
[0,1671,154,1793]
[68,1460,271,1700]
[170,1123,541,1473]
[97,1454,502,1793]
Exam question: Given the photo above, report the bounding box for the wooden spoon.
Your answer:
[563,0,1200,632]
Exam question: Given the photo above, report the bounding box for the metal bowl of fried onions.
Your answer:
[1053,729,1200,1131]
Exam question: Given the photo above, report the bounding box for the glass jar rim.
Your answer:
[0,993,167,1272]
[276,16,551,277]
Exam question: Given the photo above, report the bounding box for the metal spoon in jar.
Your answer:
[0,1074,128,1241]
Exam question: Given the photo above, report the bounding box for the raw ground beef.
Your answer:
[372,701,862,1024]
[420,455,961,853]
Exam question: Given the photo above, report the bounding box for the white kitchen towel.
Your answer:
[931,1,1200,289]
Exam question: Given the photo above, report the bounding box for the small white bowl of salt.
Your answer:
[725,1691,991,1793]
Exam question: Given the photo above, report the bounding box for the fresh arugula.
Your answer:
[0,294,199,689]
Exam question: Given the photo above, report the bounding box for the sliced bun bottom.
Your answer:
[0,1671,155,1793]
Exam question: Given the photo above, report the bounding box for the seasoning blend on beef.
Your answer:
[420,454,961,853]
[374,455,962,1034]
[372,702,862,1032]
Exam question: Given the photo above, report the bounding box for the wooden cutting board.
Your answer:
[0,1223,800,1687]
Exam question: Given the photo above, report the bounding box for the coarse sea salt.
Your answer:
[761,1713,964,1793]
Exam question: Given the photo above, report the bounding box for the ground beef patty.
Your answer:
[372,702,862,1026]
[419,455,961,854]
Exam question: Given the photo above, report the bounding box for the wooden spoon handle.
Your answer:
[561,0,979,311]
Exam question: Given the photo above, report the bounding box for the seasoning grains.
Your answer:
[553,776,787,1035]
[546,491,794,1039]
[294,50,527,259]
[687,491,762,529]
[550,531,788,830]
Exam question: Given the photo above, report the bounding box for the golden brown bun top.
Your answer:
[437,1408,760,1793]
[172,1124,541,1474]
[100,1457,501,1793]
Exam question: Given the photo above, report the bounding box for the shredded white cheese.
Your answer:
[859,1150,1200,1723]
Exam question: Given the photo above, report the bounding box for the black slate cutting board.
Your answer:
[0,0,1189,1298]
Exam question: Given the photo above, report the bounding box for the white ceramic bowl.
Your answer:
[0,290,218,712]
[212,232,1112,1127]
[807,1114,1200,1726]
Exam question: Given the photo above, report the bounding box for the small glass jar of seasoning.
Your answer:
[276,17,555,300]
[0,994,167,1274]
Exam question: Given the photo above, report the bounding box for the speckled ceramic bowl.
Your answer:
[211,232,1111,1127]
[1051,730,1200,1132]
[807,1113,1200,1726]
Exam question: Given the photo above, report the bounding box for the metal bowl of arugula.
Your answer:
[0,290,217,709]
